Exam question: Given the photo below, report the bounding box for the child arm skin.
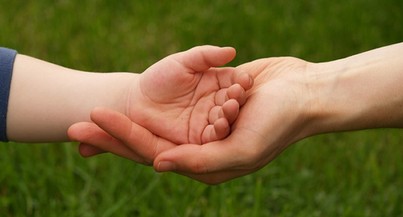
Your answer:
[6,46,252,149]
[69,42,403,184]
[7,54,132,142]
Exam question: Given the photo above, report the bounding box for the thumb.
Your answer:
[173,45,236,72]
[153,141,240,174]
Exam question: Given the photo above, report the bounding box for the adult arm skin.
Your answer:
[6,46,251,145]
[69,43,403,184]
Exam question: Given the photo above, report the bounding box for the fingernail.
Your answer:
[157,161,176,172]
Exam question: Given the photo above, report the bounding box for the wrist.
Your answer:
[303,60,350,136]
[305,59,373,136]
[305,43,403,135]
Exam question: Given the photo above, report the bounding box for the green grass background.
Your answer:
[1,0,402,216]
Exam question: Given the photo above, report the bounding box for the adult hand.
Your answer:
[152,57,315,183]
[69,43,403,184]
[68,45,253,164]
[69,56,314,183]
[152,43,403,184]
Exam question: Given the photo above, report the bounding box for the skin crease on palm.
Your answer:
[68,46,254,163]
[151,43,403,184]
[152,57,313,184]
[129,53,251,145]
[68,56,309,184]
[70,43,403,184]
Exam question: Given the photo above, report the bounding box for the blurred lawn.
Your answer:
[1,0,402,216]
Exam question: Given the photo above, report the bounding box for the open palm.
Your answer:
[149,57,314,183]
[68,46,252,163]
[127,45,252,144]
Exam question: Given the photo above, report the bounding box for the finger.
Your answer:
[90,107,177,163]
[201,118,230,144]
[154,141,266,185]
[221,99,239,124]
[213,118,230,140]
[154,124,273,174]
[214,67,239,88]
[154,143,233,174]
[173,46,236,72]
[233,71,254,91]
[78,143,106,157]
[154,134,248,174]
[214,84,246,106]
[201,125,214,144]
[208,100,239,125]
[227,84,246,105]
[214,89,228,106]
[68,122,143,162]
[208,106,223,124]
[214,68,253,90]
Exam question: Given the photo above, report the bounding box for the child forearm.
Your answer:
[6,54,136,142]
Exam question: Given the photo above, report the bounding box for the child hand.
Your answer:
[68,45,252,162]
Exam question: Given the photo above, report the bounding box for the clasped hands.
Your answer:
[68,45,311,184]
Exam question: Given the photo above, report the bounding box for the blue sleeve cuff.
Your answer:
[0,47,18,142]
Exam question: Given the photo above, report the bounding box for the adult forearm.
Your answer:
[308,43,403,135]
[7,54,135,142]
